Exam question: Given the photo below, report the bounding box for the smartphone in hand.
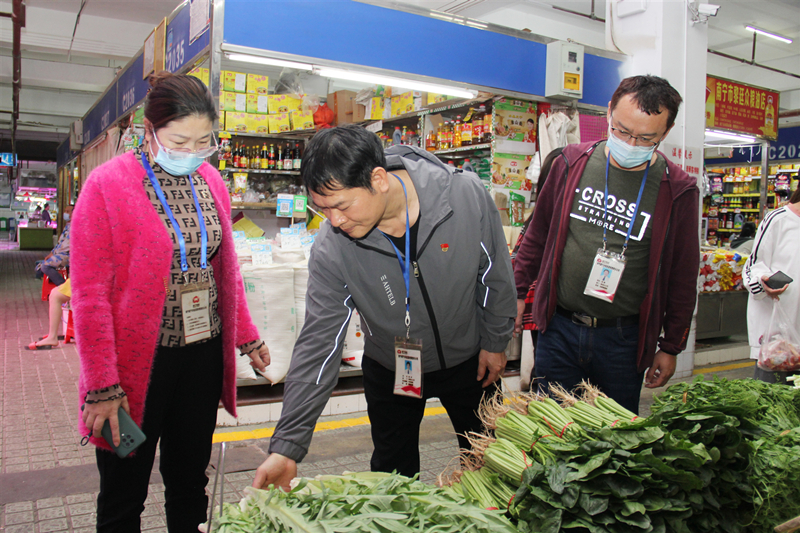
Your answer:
[766,271,793,290]
[82,405,147,458]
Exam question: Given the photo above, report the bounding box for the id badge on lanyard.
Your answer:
[141,153,211,344]
[583,157,651,304]
[382,174,423,399]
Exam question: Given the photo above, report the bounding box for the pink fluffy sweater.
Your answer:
[71,151,260,448]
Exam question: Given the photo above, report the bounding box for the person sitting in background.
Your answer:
[42,202,52,224]
[31,205,42,221]
[730,221,756,254]
[743,187,800,385]
[27,278,71,350]
[36,205,72,286]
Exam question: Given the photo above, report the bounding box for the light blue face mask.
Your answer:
[152,147,205,176]
[149,128,212,176]
[607,130,657,169]
[63,213,70,221]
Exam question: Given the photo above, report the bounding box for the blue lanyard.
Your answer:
[141,153,208,279]
[603,156,651,257]
[379,173,411,337]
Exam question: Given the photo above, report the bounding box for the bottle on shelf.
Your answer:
[436,123,444,151]
[462,109,473,147]
[240,145,249,169]
[232,142,241,168]
[426,129,436,152]
[462,158,475,173]
[268,144,276,170]
[473,106,485,145]
[253,146,261,168]
[444,121,452,150]
[260,143,269,170]
[453,116,462,148]
[392,126,402,146]
[293,143,302,170]
[283,144,293,170]
[401,126,408,145]
[276,144,283,170]
[481,106,492,143]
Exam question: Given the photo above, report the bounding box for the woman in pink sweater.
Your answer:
[72,71,270,532]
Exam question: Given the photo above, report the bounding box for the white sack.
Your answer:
[293,260,309,339]
[236,353,258,380]
[241,264,296,383]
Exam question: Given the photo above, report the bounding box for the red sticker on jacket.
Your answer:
[441,244,449,252]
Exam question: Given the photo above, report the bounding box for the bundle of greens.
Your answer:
[203,471,517,533]
[450,377,800,533]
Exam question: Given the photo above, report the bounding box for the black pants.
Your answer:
[362,353,493,477]
[41,265,65,286]
[95,335,224,533]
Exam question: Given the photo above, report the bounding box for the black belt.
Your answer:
[555,306,639,328]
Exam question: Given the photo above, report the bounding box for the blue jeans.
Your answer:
[41,265,65,286]
[535,312,644,414]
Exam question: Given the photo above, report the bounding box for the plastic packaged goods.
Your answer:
[342,309,365,367]
[462,159,475,173]
[392,126,402,146]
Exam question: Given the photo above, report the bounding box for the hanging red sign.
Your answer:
[705,76,779,141]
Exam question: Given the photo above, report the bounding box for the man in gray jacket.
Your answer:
[254,125,517,489]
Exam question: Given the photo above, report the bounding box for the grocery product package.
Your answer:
[342,309,364,367]
[241,264,296,383]
[758,301,800,372]
[236,353,258,380]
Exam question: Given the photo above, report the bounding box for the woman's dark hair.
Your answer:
[739,222,756,239]
[301,124,386,195]
[145,71,217,130]
[790,186,800,204]
[610,75,683,130]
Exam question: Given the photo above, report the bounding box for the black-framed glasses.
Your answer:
[609,114,661,147]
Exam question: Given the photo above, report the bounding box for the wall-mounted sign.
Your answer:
[0,152,17,167]
[143,29,155,79]
[154,18,167,73]
[706,76,779,141]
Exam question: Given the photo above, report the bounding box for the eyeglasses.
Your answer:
[609,115,661,147]
[152,129,219,160]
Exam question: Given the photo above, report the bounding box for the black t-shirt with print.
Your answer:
[556,142,665,319]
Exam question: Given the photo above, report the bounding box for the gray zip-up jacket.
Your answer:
[268,145,517,462]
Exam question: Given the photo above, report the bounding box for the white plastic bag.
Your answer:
[241,264,296,383]
[342,309,365,367]
[758,302,800,372]
[236,353,258,380]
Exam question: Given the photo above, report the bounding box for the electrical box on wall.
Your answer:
[545,42,584,100]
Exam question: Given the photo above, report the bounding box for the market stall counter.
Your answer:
[18,222,56,250]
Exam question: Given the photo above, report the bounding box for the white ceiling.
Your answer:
[0,0,799,152]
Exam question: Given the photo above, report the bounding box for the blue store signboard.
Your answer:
[83,86,117,146]
[709,126,800,165]
[165,2,210,74]
[117,54,151,118]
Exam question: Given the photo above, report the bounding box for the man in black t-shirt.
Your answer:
[514,76,700,414]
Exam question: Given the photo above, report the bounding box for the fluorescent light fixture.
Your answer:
[745,25,793,44]
[430,11,454,21]
[314,67,478,99]
[225,53,313,71]
[705,129,758,143]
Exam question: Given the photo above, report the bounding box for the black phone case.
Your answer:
[100,408,147,458]
[766,271,793,290]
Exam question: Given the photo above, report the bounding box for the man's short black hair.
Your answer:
[301,124,387,195]
[610,75,683,130]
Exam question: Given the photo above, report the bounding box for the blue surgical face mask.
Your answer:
[151,146,204,176]
[63,213,70,221]
[607,130,657,169]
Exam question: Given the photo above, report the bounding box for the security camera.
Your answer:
[697,3,720,16]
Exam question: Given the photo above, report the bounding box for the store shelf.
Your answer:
[715,228,742,232]
[231,202,278,210]
[722,193,776,197]
[221,168,300,176]
[433,143,492,156]
[719,209,760,213]
[225,129,316,140]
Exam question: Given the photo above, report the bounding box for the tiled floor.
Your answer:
[0,247,758,532]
